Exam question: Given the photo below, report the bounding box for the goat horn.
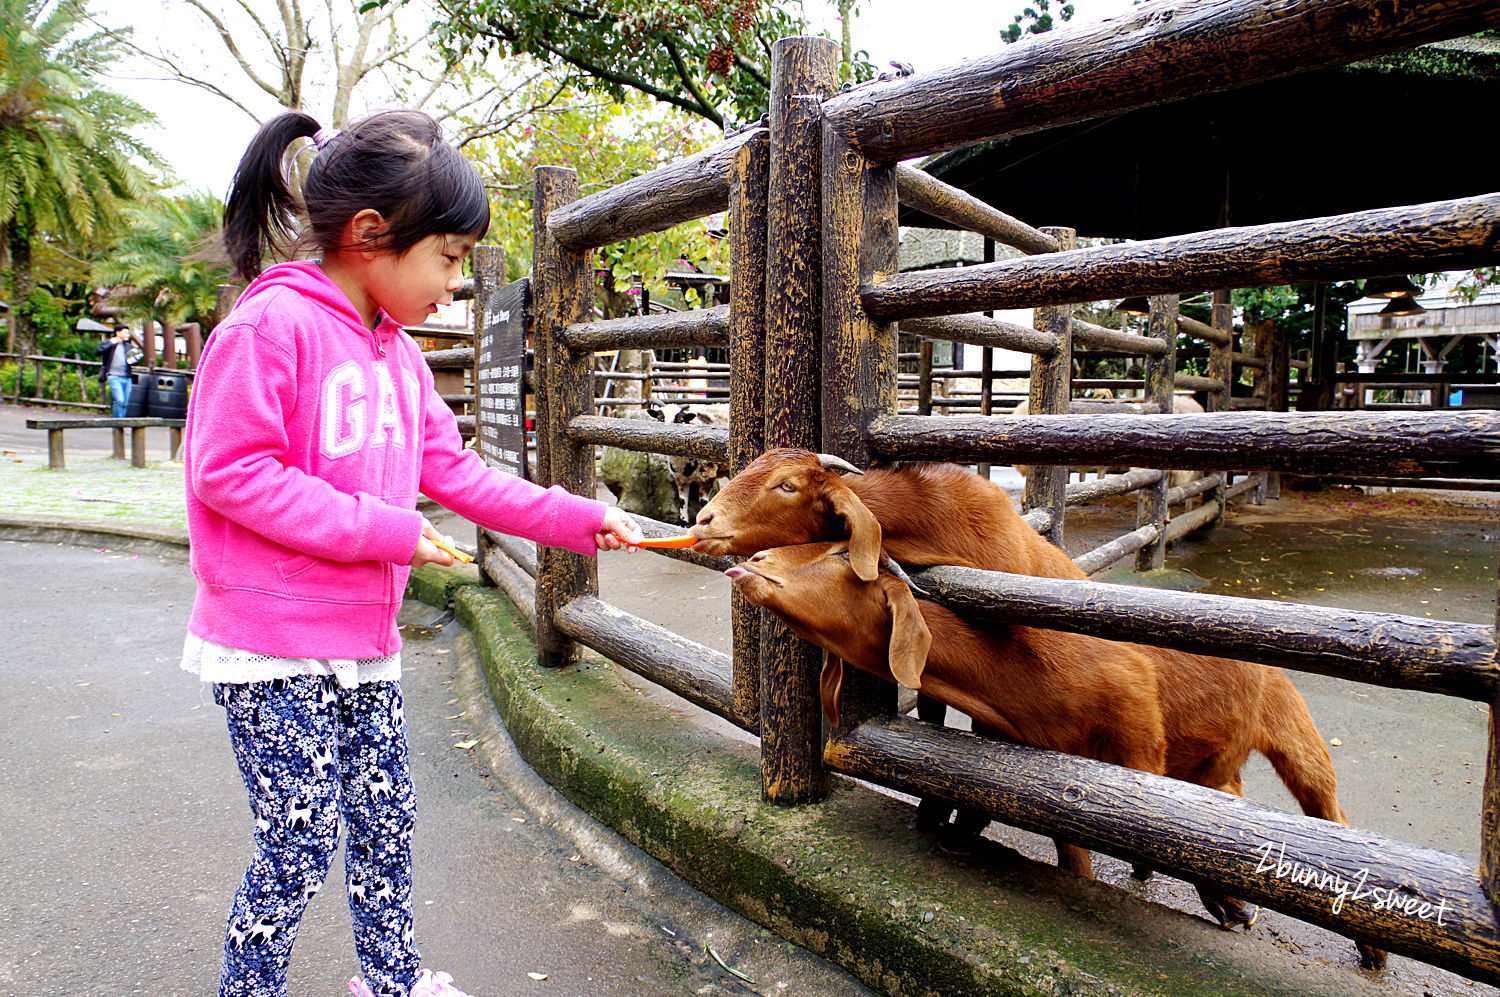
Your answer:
[816,453,864,475]
[880,556,930,598]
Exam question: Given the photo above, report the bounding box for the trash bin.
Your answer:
[148,370,189,420]
[125,369,151,417]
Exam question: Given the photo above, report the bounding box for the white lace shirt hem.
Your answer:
[181,632,401,689]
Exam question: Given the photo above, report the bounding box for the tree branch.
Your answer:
[662,36,720,127]
[182,0,285,103]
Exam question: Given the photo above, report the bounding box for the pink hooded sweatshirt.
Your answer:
[185,260,606,659]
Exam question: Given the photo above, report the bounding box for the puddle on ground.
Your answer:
[1063,487,1496,625]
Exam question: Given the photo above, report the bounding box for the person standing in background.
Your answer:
[96,327,139,417]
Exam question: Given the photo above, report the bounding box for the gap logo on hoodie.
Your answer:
[321,360,421,460]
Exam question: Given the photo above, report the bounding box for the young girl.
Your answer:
[183,108,643,997]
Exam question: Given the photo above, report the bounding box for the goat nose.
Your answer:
[749,550,768,562]
[696,509,713,526]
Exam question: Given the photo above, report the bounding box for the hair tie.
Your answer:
[313,126,341,150]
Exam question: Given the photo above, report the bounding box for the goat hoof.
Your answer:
[1198,888,1258,930]
[1357,942,1388,971]
[1130,863,1153,881]
[916,797,954,831]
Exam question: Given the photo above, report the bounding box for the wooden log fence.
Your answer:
[471,1,1500,985]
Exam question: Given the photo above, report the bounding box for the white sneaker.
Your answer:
[411,969,478,997]
[349,969,477,997]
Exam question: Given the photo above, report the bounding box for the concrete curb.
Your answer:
[0,514,189,559]
[426,567,1394,997]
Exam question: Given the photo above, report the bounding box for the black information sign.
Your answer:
[475,277,528,478]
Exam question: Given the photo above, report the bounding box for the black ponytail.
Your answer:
[222,108,490,283]
[222,111,321,282]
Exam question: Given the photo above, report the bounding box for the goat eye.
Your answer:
[777,481,797,493]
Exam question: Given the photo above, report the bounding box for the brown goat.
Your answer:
[728,542,1384,971]
[692,448,1082,582]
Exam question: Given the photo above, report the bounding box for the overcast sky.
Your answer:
[91,0,1136,197]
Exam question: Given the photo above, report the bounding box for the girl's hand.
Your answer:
[410,518,458,567]
[595,507,645,552]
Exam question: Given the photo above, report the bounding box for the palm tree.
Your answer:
[94,190,231,328]
[1,0,163,356]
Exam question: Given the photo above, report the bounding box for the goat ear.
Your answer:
[825,478,882,582]
[819,652,846,730]
[880,575,931,690]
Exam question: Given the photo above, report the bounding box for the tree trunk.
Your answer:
[5,218,37,358]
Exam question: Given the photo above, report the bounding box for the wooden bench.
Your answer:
[25,417,185,470]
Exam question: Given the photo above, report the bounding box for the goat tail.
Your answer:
[1257,670,1349,825]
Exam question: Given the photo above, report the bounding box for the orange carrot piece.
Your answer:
[635,535,698,549]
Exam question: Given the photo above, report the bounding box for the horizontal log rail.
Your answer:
[568,413,730,462]
[1074,523,1159,575]
[547,129,758,251]
[1177,313,1232,347]
[1064,467,1163,504]
[1071,474,1245,573]
[1167,471,1232,506]
[826,715,1500,985]
[821,0,1500,164]
[866,410,1500,478]
[421,347,475,370]
[1070,319,1170,356]
[1020,508,1051,533]
[900,313,1060,357]
[894,164,1059,255]
[480,546,536,629]
[555,595,743,729]
[901,564,1496,701]
[1174,374,1226,393]
[861,194,1500,322]
[481,528,538,577]
[562,305,731,354]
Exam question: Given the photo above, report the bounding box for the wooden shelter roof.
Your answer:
[901,39,1500,241]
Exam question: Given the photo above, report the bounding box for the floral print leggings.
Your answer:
[215,676,420,997]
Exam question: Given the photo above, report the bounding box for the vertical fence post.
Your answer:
[1208,288,1234,526]
[1265,320,1287,499]
[978,236,996,479]
[1022,226,1076,547]
[728,128,770,729]
[759,35,839,804]
[917,341,934,415]
[532,166,598,667]
[1136,293,1178,572]
[822,104,899,731]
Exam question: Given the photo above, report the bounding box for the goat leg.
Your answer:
[913,693,956,831]
[1357,941,1389,971]
[1195,886,1259,930]
[916,797,957,831]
